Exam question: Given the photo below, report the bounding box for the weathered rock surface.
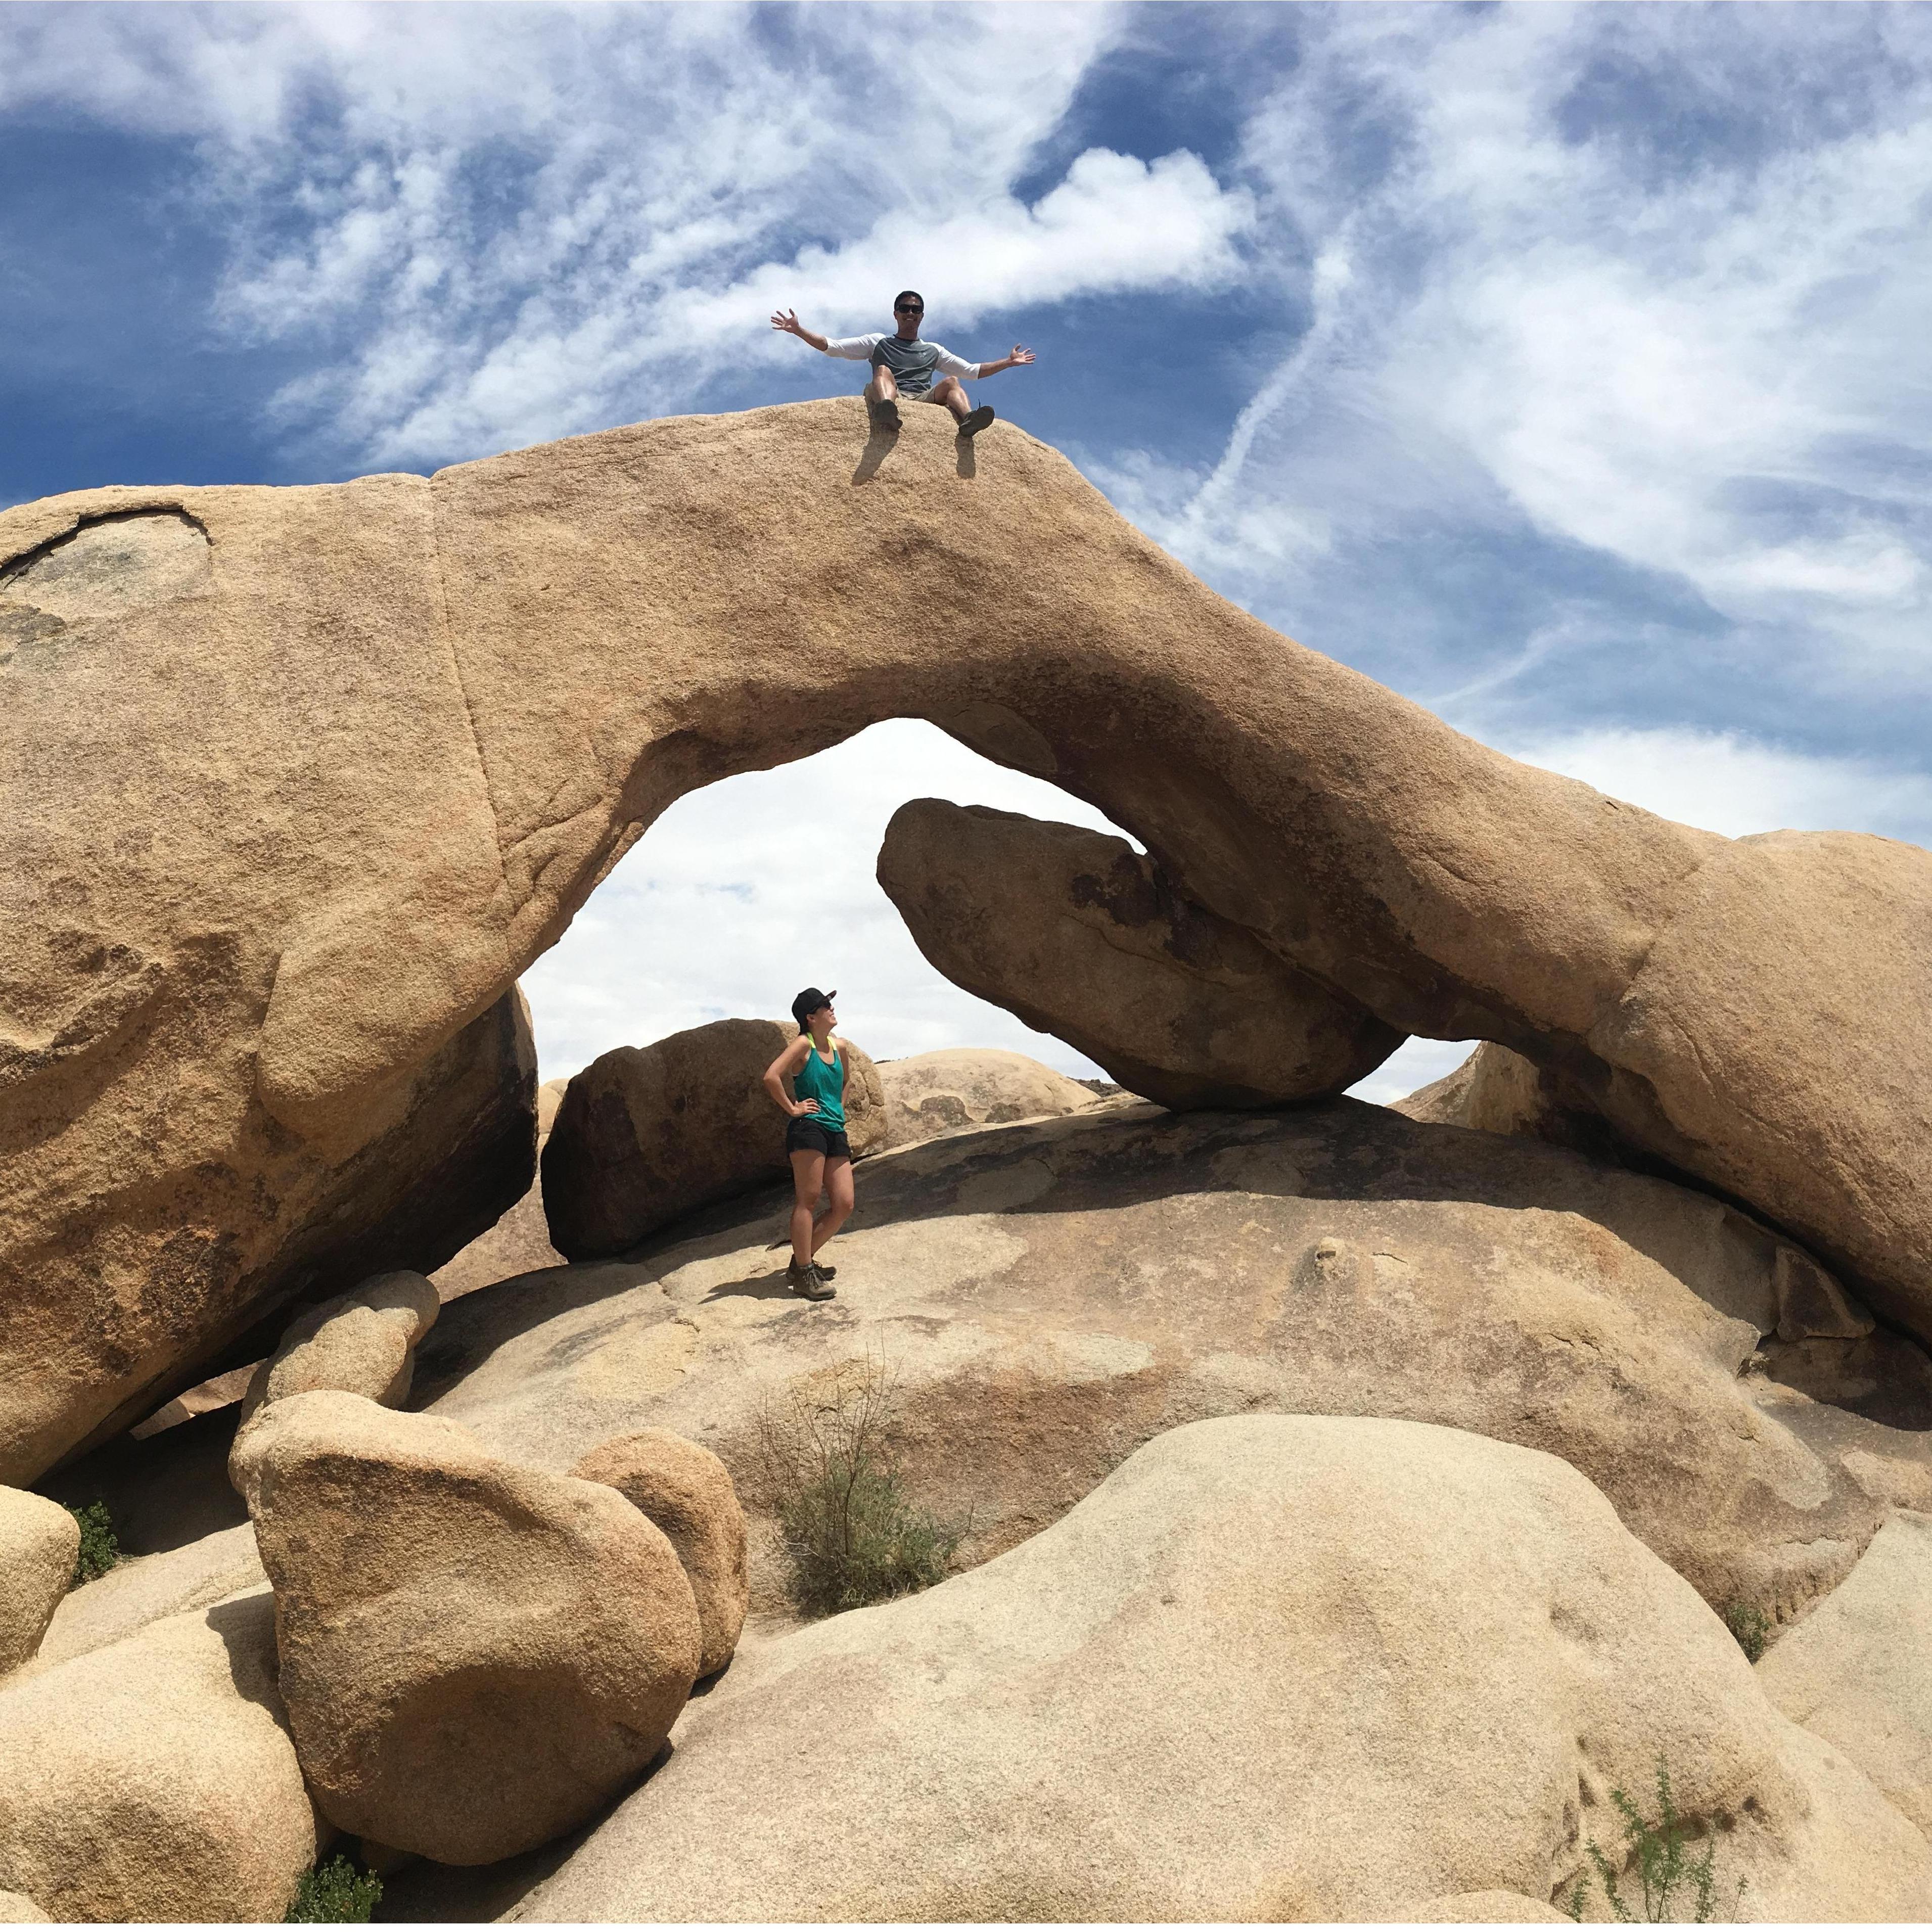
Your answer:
[1394,1040,1600,1147]
[417,1098,1932,1626]
[242,1391,701,1864]
[571,1429,749,1676]
[7,401,1930,1479]
[0,1587,315,1922]
[1403,1893,1569,1923]
[1757,1509,1932,1835]
[33,1521,264,1670]
[234,1267,439,1434]
[879,800,1401,1108]
[0,1490,77,1676]
[542,1019,885,1261]
[433,1076,571,1299]
[513,1415,1932,1923]
[878,1047,1097,1149]
[0,1893,46,1923]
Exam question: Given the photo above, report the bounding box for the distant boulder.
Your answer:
[542,1018,886,1261]
[879,1047,1100,1149]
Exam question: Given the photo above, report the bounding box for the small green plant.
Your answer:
[1563,1754,1743,1924]
[67,1499,119,1585]
[755,1349,965,1618]
[1724,1602,1770,1663]
[285,1854,383,1923]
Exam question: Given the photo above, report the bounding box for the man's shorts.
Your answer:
[786,1116,852,1160]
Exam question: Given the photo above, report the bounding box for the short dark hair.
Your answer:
[893,289,924,310]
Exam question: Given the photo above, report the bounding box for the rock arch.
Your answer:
[2,400,1927,1479]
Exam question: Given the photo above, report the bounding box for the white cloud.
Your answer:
[2,4,1252,469]
[1507,725,1932,848]
[521,720,1130,1083]
[1128,5,1932,689]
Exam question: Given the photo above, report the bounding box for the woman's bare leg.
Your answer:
[811,1157,855,1257]
[789,1149,825,1266]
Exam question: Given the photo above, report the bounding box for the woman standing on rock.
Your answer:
[762,988,852,1302]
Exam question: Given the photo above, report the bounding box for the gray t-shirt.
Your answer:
[825,332,980,396]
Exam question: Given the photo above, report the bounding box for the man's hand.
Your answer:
[979,345,1037,377]
[771,308,804,336]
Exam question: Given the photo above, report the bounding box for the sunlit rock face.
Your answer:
[3,398,1928,1478]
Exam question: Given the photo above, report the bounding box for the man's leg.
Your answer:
[866,363,902,429]
[929,376,972,424]
[810,1157,855,1258]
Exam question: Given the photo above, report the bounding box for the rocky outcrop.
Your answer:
[878,1047,1097,1149]
[879,801,1401,1108]
[1758,1510,1932,1834]
[0,1589,315,1922]
[0,1491,77,1676]
[511,1415,1932,1922]
[571,1429,748,1677]
[241,1391,700,1864]
[416,1098,1932,1623]
[432,1076,571,1299]
[234,1269,439,1434]
[1394,1041,1596,1146]
[6,402,1930,1479]
[541,1019,885,1262]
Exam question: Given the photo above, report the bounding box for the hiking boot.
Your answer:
[787,1260,835,1301]
[813,1261,837,1281]
[957,403,995,439]
[868,395,902,433]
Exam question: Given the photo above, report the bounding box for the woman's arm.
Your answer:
[763,1037,816,1116]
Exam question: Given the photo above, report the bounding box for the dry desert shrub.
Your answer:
[754,1349,963,1618]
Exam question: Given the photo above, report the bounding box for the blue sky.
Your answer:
[6,2,1931,1099]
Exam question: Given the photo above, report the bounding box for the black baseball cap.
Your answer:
[791,986,837,1027]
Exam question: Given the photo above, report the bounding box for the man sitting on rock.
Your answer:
[770,291,1035,437]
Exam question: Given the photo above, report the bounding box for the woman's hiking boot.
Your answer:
[787,1259,835,1301]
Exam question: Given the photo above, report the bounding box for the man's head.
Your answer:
[892,290,924,337]
[791,986,837,1032]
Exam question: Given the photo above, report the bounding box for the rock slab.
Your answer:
[1757,1509,1932,1835]
[879,800,1401,1108]
[514,1414,1932,1922]
[242,1391,701,1864]
[878,1047,1097,1149]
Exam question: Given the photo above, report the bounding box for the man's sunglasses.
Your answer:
[895,303,924,314]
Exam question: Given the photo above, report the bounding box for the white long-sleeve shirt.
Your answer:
[824,333,980,392]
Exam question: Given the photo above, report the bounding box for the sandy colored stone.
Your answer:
[514,1415,1932,1922]
[1394,1041,1593,1144]
[0,1490,77,1677]
[879,800,1400,1108]
[33,1521,264,1670]
[542,1019,884,1261]
[7,401,1931,1481]
[1757,1509,1932,1834]
[433,1077,571,1300]
[243,1391,701,1864]
[417,1098,1932,1628]
[1402,1892,1569,1923]
[0,1587,315,1922]
[572,1429,749,1676]
[0,1893,46,1923]
[878,1046,1098,1149]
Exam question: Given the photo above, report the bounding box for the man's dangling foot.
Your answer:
[957,404,995,439]
[869,395,902,433]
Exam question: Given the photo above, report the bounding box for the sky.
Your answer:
[6,1,1930,1105]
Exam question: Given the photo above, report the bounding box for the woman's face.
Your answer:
[814,1002,836,1032]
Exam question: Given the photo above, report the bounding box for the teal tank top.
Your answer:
[794,1040,845,1131]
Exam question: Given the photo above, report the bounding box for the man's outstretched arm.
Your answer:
[771,309,832,352]
[975,344,1037,379]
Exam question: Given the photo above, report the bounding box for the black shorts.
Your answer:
[785,1117,851,1160]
